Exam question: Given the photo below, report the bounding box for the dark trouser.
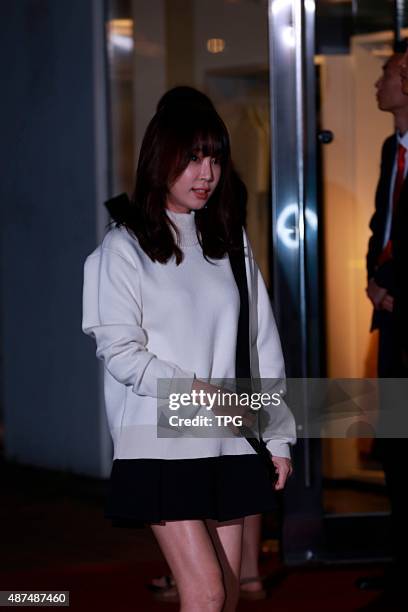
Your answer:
[376,314,408,584]
[377,313,406,378]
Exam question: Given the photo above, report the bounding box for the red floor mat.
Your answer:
[0,559,389,612]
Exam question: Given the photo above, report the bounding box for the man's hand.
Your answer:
[379,294,394,312]
[366,278,388,309]
[271,456,293,490]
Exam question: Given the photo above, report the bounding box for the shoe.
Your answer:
[152,586,178,603]
[239,576,267,600]
[147,574,268,602]
[146,575,176,593]
[146,575,179,602]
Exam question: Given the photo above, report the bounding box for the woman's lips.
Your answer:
[192,188,210,200]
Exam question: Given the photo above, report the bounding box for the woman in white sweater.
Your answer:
[82,97,295,612]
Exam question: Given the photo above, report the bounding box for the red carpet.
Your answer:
[0,558,390,611]
[1,461,398,611]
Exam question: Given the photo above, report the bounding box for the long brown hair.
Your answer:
[110,101,243,264]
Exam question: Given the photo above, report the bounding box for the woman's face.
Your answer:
[166,152,222,214]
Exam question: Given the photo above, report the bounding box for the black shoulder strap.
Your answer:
[229,232,276,469]
[228,229,251,380]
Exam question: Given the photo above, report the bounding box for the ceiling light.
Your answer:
[207,39,226,54]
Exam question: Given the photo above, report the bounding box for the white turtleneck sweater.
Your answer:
[82,210,296,459]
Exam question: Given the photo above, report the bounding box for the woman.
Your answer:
[82,97,295,612]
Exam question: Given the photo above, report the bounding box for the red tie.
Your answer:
[378,143,406,265]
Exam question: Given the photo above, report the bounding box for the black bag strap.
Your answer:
[228,229,251,381]
[228,230,275,470]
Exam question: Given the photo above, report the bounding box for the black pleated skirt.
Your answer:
[105,454,278,527]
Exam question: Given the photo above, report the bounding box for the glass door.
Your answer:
[317,0,402,552]
[271,0,406,563]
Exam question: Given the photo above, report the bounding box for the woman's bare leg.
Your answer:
[239,514,263,592]
[151,520,225,612]
[206,518,244,612]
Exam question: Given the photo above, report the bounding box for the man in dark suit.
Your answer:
[363,49,408,604]
[396,49,408,369]
[367,51,408,377]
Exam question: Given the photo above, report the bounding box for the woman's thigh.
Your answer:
[151,520,224,598]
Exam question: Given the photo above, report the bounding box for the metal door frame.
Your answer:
[268,0,323,564]
[268,0,396,564]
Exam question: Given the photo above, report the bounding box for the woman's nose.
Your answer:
[199,157,213,181]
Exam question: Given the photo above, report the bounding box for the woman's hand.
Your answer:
[271,456,293,490]
[191,378,256,434]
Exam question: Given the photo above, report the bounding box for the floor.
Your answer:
[0,459,402,611]
[323,485,390,514]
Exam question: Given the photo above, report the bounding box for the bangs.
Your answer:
[162,107,231,183]
[190,127,228,161]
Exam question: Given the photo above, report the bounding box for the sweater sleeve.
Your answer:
[82,245,195,399]
[245,232,297,459]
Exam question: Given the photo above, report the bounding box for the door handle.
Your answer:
[317,130,334,144]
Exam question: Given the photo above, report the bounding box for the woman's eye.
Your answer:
[190,154,199,162]
[211,158,219,165]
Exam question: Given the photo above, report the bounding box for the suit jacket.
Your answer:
[392,168,408,352]
[367,133,408,347]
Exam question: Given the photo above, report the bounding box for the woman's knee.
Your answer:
[202,583,225,610]
[181,575,225,610]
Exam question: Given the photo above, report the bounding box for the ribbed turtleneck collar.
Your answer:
[166,209,199,247]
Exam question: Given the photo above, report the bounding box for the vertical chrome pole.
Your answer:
[268,0,303,372]
[393,0,405,46]
[293,0,307,382]
[269,0,317,486]
[293,0,310,487]
[269,0,323,562]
